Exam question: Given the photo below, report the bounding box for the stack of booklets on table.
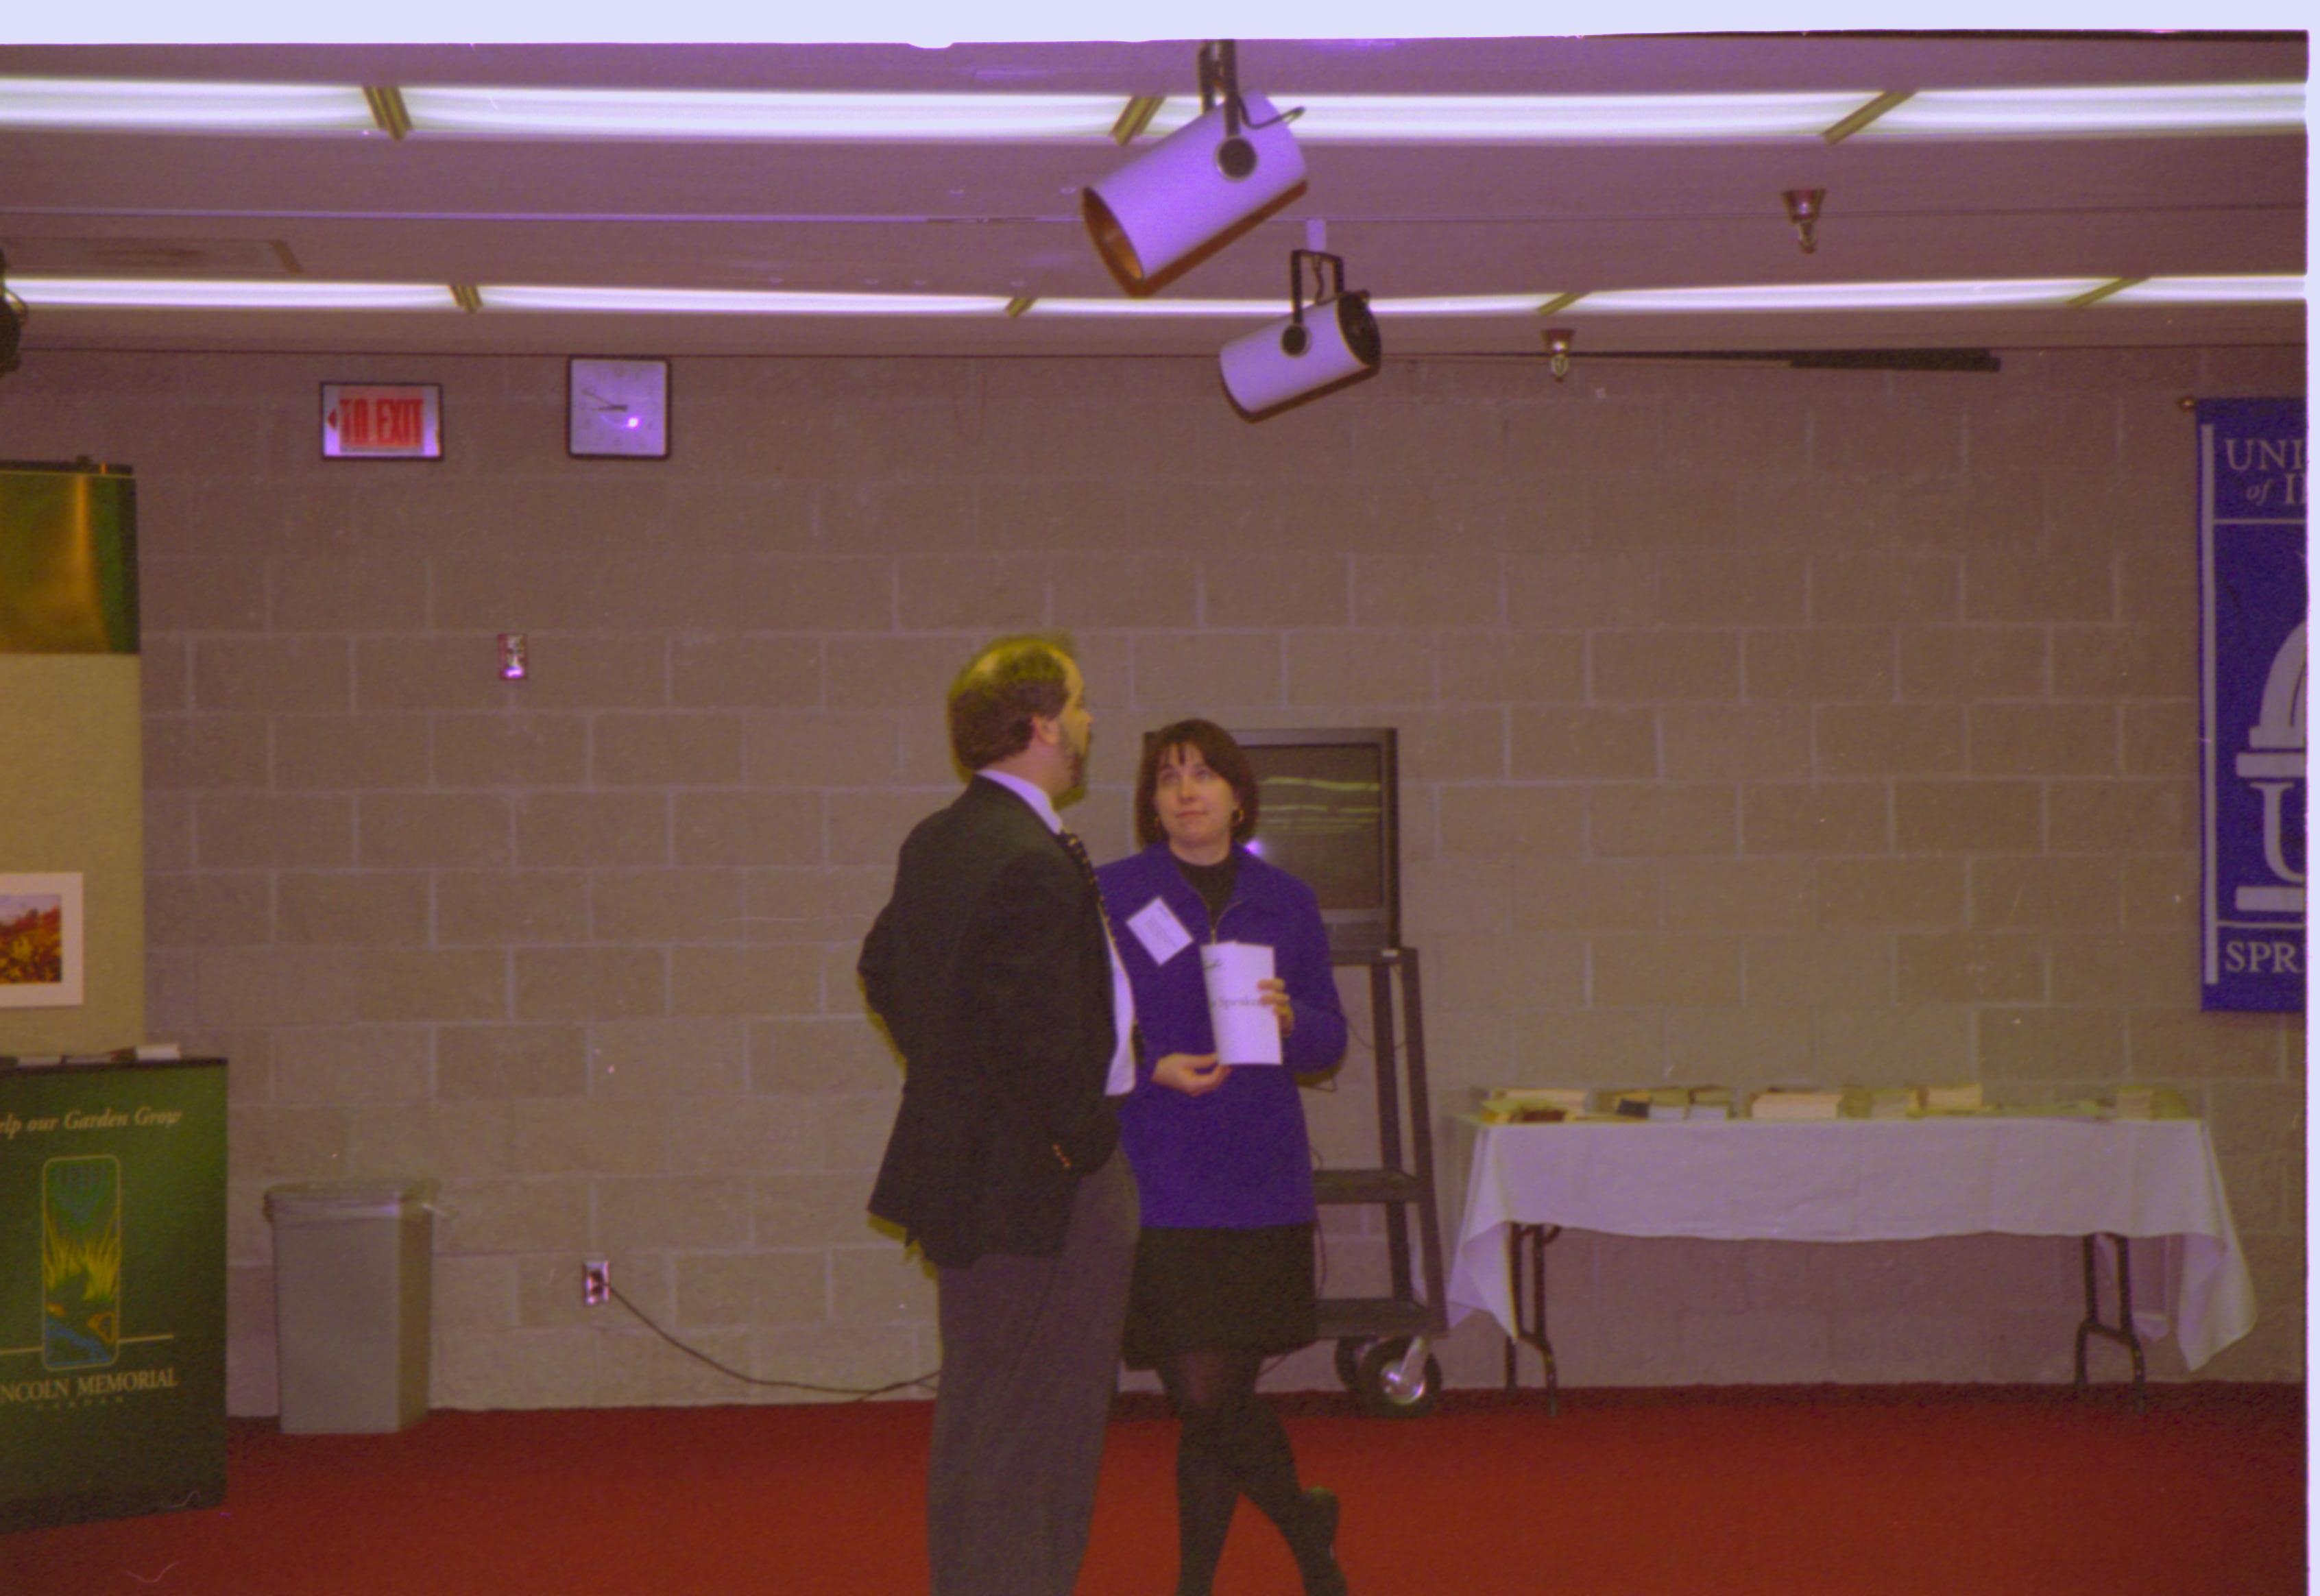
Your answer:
[1685,1087,1735,1120]
[1605,1085,1735,1122]
[1746,1089,1843,1121]
[2111,1086,2194,1120]
[1608,1090,1654,1119]
[1607,1087,1734,1121]
[1478,1085,1754,1124]
[1921,1082,1987,1115]
[1476,1087,1592,1124]
[1838,1087,1922,1120]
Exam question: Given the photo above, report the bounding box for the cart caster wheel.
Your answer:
[1354,1338,1442,1420]
[1334,1338,1370,1392]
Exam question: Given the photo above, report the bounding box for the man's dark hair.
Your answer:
[1134,718,1261,849]
[948,633,1076,772]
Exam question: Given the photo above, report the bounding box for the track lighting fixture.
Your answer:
[1218,250,1380,421]
[1541,327,1575,381]
[1081,41,1306,296]
[0,250,25,376]
[1784,189,1826,254]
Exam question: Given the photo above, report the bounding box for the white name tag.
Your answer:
[1126,896,1195,967]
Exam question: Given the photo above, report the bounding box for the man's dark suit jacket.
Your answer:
[862,777,1120,1270]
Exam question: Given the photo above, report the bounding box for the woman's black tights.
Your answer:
[1157,1349,1330,1596]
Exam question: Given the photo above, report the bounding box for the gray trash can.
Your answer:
[263,1178,436,1434]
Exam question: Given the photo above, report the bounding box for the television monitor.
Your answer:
[1227,727,1400,959]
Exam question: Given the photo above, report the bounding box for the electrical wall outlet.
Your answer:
[582,1260,610,1307]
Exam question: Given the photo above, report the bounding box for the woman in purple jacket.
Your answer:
[1098,719,1351,1596]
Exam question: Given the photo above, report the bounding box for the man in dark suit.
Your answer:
[862,634,1138,1596]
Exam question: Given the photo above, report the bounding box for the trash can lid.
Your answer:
[265,1177,438,1220]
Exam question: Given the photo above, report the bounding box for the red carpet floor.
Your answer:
[5,1386,2304,1596]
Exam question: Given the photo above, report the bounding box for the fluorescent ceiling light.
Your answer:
[1024,298,1286,317]
[496,276,2301,317]
[0,76,376,132]
[1200,91,1881,141]
[2102,275,2310,306]
[401,86,1133,138]
[1574,279,2116,313]
[1859,82,2307,138]
[4,76,2299,143]
[402,86,2308,143]
[1370,295,1573,316]
[13,274,2299,318]
[402,82,2312,143]
[479,285,1013,314]
[10,276,457,309]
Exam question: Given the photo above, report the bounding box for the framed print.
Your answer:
[0,873,84,1008]
[320,384,443,460]
[568,357,670,459]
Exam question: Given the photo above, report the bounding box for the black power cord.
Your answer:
[602,1280,939,1402]
[596,998,1387,1403]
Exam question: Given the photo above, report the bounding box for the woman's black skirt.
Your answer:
[1122,1222,1317,1369]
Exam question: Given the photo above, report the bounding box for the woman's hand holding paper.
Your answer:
[1152,1052,1229,1096]
[1259,977,1294,1037]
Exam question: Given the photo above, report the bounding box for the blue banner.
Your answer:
[2199,398,2306,1012]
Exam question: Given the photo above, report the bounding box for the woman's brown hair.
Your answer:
[1134,718,1261,849]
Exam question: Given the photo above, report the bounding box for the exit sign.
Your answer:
[321,383,442,459]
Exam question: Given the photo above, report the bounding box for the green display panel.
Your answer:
[0,461,140,656]
[1,1059,226,1531]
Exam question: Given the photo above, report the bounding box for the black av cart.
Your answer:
[1311,945,1449,1418]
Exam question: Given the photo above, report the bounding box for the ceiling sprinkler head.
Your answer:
[1541,326,1575,382]
[1783,189,1826,255]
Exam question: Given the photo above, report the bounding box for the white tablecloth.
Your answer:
[1446,1117,2258,1370]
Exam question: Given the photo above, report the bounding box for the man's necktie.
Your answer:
[1058,827,1142,1068]
[1056,830,1111,932]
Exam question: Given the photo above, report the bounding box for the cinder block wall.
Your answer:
[0,344,2301,1412]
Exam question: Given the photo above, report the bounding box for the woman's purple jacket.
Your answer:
[1096,843,1349,1230]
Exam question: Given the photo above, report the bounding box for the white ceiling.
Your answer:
[0,34,2306,360]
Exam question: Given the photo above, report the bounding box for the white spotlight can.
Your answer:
[1083,45,1305,295]
[1218,252,1382,422]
